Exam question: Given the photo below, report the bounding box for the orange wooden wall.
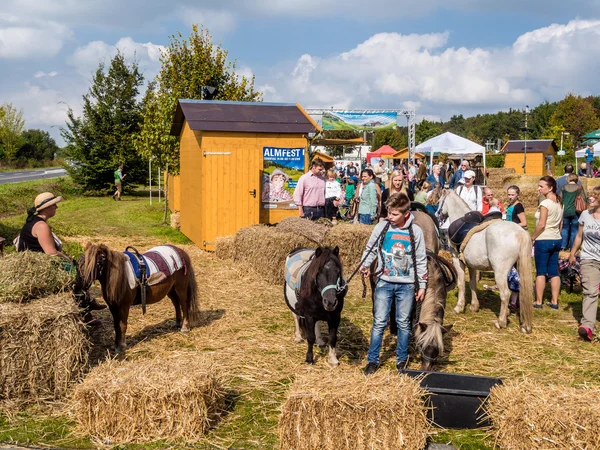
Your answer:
[175,120,309,250]
[504,152,555,176]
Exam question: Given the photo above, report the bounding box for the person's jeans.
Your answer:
[303,206,325,221]
[367,280,415,364]
[587,161,593,178]
[408,180,415,193]
[561,216,579,250]
[533,239,562,278]
[359,214,373,225]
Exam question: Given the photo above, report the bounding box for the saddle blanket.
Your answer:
[124,245,186,289]
[284,248,315,314]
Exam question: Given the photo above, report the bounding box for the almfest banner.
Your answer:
[262,147,305,209]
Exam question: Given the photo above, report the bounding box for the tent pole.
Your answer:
[483,149,487,186]
[429,149,434,173]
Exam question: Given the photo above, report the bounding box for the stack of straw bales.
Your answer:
[0,251,74,303]
[485,380,600,449]
[71,355,227,444]
[279,370,431,450]
[229,221,374,283]
[0,293,90,402]
[214,235,235,260]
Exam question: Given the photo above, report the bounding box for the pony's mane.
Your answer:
[82,243,129,303]
[298,247,342,299]
[415,256,447,354]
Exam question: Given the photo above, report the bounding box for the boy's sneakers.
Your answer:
[578,326,593,342]
[363,362,378,375]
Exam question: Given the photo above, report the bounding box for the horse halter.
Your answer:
[320,277,347,297]
[436,194,448,222]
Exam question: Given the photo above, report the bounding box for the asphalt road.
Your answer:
[0,168,68,185]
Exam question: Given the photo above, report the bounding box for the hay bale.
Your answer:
[323,223,374,270]
[276,216,330,244]
[485,380,600,449]
[233,225,314,283]
[0,293,90,402]
[0,251,73,303]
[214,235,235,260]
[279,370,431,450]
[71,355,227,444]
[170,212,181,229]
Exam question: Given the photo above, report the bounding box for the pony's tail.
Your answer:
[516,231,534,333]
[183,249,200,326]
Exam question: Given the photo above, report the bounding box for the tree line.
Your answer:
[0,104,60,168]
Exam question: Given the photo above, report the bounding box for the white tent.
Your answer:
[415,132,486,182]
[575,142,600,170]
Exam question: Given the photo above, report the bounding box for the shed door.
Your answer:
[200,143,260,250]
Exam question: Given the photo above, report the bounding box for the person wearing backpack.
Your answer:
[559,173,587,251]
[456,170,482,212]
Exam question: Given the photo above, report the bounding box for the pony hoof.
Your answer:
[305,359,315,365]
[180,327,190,333]
[521,326,532,334]
[494,320,507,329]
[469,305,479,313]
[454,306,464,314]
[328,359,339,367]
[295,337,303,344]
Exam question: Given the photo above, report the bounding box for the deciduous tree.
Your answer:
[550,93,600,143]
[0,103,25,162]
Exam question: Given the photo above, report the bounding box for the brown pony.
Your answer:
[79,243,199,352]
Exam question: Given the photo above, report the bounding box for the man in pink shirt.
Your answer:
[293,158,326,221]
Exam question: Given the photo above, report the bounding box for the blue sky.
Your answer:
[2,0,600,145]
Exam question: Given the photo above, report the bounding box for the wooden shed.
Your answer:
[170,100,320,250]
[502,139,557,176]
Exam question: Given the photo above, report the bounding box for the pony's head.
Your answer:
[435,189,452,223]
[299,246,345,312]
[81,242,127,303]
[415,253,456,371]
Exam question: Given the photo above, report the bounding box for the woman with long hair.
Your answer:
[380,170,414,220]
[531,176,563,309]
[569,186,600,341]
[357,169,379,224]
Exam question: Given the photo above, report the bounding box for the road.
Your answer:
[0,168,68,185]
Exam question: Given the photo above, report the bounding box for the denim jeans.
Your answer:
[533,239,562,278]
[367,280,415,364]
[359,214,373,225]
[561,216,579,250]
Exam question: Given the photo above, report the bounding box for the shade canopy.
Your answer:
[582,129,600,139]
[311,137,366,146]
[366,145,397,163]
[392,148,425,160]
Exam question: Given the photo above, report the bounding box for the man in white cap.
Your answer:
[456,170,482,212]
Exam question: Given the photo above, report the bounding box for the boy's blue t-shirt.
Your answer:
[381,228,413,278]
[586,148,594,162]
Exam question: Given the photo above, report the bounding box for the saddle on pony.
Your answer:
[448,211,502,248]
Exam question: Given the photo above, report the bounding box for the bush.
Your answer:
[486,153,505,168]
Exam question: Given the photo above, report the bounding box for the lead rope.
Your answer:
[408,223,423,329]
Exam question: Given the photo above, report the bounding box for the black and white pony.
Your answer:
[284,246,347,365]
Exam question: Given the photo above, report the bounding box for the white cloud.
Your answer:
[176,7,236,34]
[264,19,600,119]
[34,71,58,78]
[0,15,71,59]
[68,37,165,78]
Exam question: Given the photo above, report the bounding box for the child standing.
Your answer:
[344,177,355,206]
[325,168,342,224]
[360,193,427,374]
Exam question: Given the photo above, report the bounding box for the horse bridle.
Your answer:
[320,277,347,297]
[436,193,449,223]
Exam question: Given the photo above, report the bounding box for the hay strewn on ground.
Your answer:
[214,235,235,260]
[233,225,314,283]
[70,354,227,444]
[0,293,90,403]
[279,370,431,450]
[485,379,600,449]
[0,251,73,303]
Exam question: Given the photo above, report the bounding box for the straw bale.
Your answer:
[485,379,600,449]
[0,251,73,303]
[170,212,181,229]
[71,355,227,444]
[214,235,235,260]
[323,223,374,270]
[276,216,330,243]
[233,225,314,283]
[279,370,431,450]
[0,293,90,403]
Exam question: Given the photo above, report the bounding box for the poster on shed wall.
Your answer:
[262,146,305,209]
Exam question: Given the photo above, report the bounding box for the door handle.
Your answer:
[249,189,256,198]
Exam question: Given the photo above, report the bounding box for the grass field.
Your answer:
[1,178,599,450]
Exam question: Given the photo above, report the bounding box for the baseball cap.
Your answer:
[464,170,476,179]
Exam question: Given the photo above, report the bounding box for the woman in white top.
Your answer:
[531,176,563,309]
[569,185,600,341]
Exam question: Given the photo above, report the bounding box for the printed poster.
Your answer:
[262,147,305,209]
[322,111,398,131]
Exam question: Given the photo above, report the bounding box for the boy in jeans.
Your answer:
[360,192,427,374]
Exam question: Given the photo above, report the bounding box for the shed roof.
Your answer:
[170,100,320,136]
[502,139,558,153]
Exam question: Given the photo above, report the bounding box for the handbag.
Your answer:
[575,187,587,214]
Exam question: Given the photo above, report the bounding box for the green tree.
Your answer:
[61,51,145,192]
[416,119,442,144]
[550,93,600,144]
[443,114,466,135]
[372,128,407,152]
[530,101,558,139]
[0,103,25,162]
[135,25,261,175]
[17,129,59,163]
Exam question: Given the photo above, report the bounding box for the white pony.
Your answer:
[436,190,533,333]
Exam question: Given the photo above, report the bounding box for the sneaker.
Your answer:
[363,362,378,375]
[578,326,593,342]
[396,360,408,374]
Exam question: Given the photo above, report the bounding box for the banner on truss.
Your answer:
[322,111,398,131]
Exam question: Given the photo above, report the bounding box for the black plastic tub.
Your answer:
[403,370,503,429]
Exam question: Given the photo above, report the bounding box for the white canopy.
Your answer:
[415,132,487,182]
[575,142,600,158]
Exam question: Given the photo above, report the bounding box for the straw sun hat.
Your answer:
[34,192,63,213]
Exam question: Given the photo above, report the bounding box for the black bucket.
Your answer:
[403,370,503,429]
